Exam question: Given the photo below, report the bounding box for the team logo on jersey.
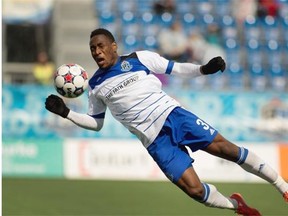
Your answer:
[121,60,133,72]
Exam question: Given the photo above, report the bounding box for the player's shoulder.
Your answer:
[120,52,138,61]
[135,50,160,58]
[120,50,159,60]
[134,50,163,64]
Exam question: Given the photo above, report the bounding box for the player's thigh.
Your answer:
[203,133,239,162]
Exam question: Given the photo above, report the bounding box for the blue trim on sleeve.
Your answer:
[90,113,105,119]
[165,61,174,74]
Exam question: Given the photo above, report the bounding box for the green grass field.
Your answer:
[2,177,288,216]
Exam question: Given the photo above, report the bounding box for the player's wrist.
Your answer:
[200,65,210,75]
[61,107,70,118]
[200,65,206,75]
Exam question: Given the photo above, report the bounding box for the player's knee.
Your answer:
[186,185,205,201]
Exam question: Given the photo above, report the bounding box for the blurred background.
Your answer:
[2,0,288,215]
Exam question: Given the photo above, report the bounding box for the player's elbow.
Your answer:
[94,125,103,131]
[93,118,104,131]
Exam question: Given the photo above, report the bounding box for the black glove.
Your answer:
[45,94,70,118]
[201,56,226,75]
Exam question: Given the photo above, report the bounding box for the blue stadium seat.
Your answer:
[117,0,136,13]
[221,15,237,40]
[120,11,139,41]
[141,24,159,37]
[284,41,288,57]
[195,13,215,27]
[196,13,216,33]
[94,0,113,13]
[121,11,137,24]
[158,12,175,27]
[261,16,280,42]
[121,23,139,37]
[213,0,231,17]
[265,40,282,66]
[180,12,197,34]
[224,38,241,64]
[243,16,261,41]
[249,63,267,91]
[281,16,288,42]
[122,35,141,54]
[140,11,154,25]
[245,39,263,66]
[177,0,193,14]
[142,35,158,51]
[98,10,115,24]
[136,0,154,13]
[269,63,286,91]
[221,15,236,27]
[227,63,244,90]
[197,1,214,15]
[139,12,160,37]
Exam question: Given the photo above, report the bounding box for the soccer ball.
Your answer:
[54,63,89,98]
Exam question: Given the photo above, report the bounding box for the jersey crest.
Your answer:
[121,60,133,72]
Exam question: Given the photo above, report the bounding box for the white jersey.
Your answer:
[87,50,201,148]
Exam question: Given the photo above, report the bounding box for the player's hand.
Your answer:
[201,56,226,75]
[45,94,70,118]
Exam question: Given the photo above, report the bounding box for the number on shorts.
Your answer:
[196,119,210,130]
[196,118,215,135]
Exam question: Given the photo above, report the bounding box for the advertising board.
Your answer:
[2,138,64,177]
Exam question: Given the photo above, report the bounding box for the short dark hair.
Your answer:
[90,28,115,42]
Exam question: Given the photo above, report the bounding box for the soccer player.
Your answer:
[45,28,288,215]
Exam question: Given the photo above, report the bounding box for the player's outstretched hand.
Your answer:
[201,56,226,75]
[45,94,70,118]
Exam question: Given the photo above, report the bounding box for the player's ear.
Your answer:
[112,42,117,53]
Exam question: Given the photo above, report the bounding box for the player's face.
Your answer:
[90,34,118,69]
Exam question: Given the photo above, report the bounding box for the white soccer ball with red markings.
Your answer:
[54,63,89,98]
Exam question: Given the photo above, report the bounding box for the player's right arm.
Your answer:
[45,94,104,131]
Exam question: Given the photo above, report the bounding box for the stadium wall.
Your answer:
[63,139,288,182]
[2,138,288,182]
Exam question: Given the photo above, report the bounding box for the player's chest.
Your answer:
[94,72,147,102]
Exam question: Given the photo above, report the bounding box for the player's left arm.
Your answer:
[136,50,225,78]
[172,56,226,77]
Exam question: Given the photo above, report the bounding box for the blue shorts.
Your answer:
[147,107,218,183]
